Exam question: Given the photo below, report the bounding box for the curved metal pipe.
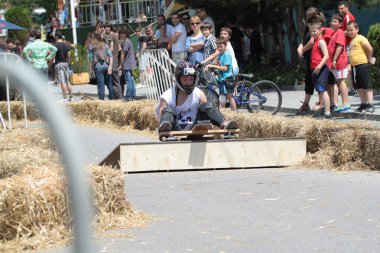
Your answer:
[0,59,92,252]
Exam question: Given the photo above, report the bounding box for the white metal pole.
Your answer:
[70,0,78,45]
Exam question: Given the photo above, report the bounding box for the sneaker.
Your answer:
[220,120,238,130]
[330,105,337,111]
[296,102,310,115]
[158,121,172,132]
[334,104,351,112]
[324,113,332,119]
[355,104,367,113]
[365,104,375,113]
[68,96,74,102]
[312,102,324,112]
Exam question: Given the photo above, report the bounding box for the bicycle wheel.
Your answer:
[245,80,282,115]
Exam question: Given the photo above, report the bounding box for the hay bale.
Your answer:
[68,100,157,131]
[0,128,58,179]
[0,101,40,121]
[0,127,147,252]
[2,100,379,171]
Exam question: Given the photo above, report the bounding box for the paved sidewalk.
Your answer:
[49,83,380,121]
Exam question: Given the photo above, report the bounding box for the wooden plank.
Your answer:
[101,138,306,173]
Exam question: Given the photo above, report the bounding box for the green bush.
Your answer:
[5,6,32,45]
[70,45,89,73]
[367,23,380,90]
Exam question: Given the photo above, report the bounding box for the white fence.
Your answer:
[77,0,161,27]
[0,53,28,130]
[143,48,176,100]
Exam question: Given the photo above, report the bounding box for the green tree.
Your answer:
[5,6,32,45]
[367,23,380,89]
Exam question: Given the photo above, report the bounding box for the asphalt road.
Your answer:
[38,124,380,253]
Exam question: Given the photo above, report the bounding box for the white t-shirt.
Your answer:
[227,42,239,76]
[156,86,202,130]
[172,23,187,52]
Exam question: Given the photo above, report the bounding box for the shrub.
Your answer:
[367,23,380,90]
[245,64,305,87]
[70,45,89,73]
[4,6,32,45]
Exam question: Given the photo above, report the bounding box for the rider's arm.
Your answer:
[157,98,169,124]
[199,90,207,104]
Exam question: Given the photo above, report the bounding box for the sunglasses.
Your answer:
[182,17,190,20]
[191,22,200,25]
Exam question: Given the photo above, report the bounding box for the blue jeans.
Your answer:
[95,62,114,100]
[123,69,136,99]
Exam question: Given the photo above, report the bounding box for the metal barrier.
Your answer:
[0,55,92,252]
[0,53,28,129]
[77,0,161,27]
[143,48,176,100]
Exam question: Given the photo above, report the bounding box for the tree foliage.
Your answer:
[367,23,380,89]
[4,6,32,45]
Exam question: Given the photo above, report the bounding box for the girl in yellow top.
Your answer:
[347,21,375,113]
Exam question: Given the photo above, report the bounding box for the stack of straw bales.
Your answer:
[0,128,147,251]
[1,100,379,171]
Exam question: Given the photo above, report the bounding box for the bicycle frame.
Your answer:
[234,80,267,106]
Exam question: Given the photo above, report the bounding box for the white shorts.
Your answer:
[331,68,348,80]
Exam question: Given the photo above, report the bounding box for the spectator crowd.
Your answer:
[0,1,376,114]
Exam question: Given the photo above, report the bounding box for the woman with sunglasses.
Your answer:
[181,13,193,37]
[185,16,206,66]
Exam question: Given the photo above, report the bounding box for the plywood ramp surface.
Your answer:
[100,138,306,173]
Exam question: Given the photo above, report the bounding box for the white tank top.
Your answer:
[158,86,202,130]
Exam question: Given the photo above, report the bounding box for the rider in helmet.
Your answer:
[156,60,238,132]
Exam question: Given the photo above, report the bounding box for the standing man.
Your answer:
[338,0,356,95]
[119,28,137,101]
[197,6,215,36]
[170,13,187,64]
[53,31,73,101]
[105,22,122,99]
[23,30,57,83]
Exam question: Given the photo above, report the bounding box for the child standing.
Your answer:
[199,22,217,66]
[328,13,351,112]
[310,20,331,118]
[206,37,237,111]
[346,21,375,113]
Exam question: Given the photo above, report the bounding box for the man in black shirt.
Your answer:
[54,31,73,101]
[228,16,244,69]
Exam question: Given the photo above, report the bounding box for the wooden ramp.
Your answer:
[99,138,307,173]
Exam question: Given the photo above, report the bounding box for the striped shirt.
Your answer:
[203,35,217,65]
[23,39,57,69]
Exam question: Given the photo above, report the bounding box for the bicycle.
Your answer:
[196,66,282,115]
